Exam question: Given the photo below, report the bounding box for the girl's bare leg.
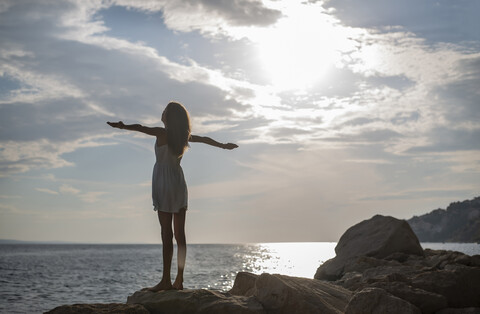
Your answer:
[147,211,174,291]
[173,208,187,290]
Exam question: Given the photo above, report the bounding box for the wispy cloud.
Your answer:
[59,184,81,195]
[35,187,59,195]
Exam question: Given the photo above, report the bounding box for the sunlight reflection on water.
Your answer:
[186,242,336,291]
[251,242,336,278]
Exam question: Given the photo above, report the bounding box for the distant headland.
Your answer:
[408,196,480,243]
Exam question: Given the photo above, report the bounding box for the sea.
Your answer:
[1,242,479,314]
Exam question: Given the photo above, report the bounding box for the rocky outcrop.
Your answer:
[44,303,149,314]
[46,272,351,314]
[315,215,424,281]
[345,287,421,314]
[125,272,351,314]
[408,196,480,242]
[251,273,351,314]
[316,215,480,314]
[127,288,264,314]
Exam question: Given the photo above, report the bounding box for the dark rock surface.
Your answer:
[125,272,352,314]
[316,215,480,314]
[127,288,264,314]
[44,303,149,314]
[252,273,351,314]
[344,287,421,314]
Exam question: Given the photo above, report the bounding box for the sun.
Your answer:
[255,2,354,92]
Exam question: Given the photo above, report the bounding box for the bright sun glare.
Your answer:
[256,2,355,91]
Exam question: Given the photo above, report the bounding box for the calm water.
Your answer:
[0,242,478,313]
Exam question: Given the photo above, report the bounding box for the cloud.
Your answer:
[79,191,107,203]
[0,0,268,175]
[2,0,479,178]
[59,184,81,195]
[359,188,475,201]
[406,128,480,154]
[113,0,282,34]
[324,0,480,44]
[187,143,477,241]
[32,181,109,204]
[35,188,59,195]
[0,136,113,175]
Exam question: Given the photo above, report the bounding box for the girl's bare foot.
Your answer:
[172,278,183,290]
[143,280,173,292]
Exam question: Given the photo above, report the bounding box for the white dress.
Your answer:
[152,143,188,213]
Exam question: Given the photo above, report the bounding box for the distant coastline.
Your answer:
[408,196,480,243]
[0,239,159,245]
[0,239,78,244]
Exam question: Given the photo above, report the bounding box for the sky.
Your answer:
[0,0,479,244]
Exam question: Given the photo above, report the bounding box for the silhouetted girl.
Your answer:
[107,101,237,291]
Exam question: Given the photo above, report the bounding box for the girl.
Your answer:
[107,101,238,291]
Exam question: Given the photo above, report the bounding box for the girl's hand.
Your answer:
[222,143,238,150]
[107,121,125,129]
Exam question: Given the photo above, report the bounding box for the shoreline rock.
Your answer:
[46,273,351,314]
[45,303,149,313]
[316,215,480,314]
[45,214,480,313]
[124,272,352,314]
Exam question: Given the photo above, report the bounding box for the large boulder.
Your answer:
[252,273,352,314]
[315,215,424,280]
[127,289,265,314]
[345,287,421,314]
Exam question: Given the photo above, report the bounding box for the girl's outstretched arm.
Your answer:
[107,121,164,137]
[189,135,238,150]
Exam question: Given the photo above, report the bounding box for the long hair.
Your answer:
[164,101,191,158]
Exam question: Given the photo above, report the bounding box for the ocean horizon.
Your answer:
[1,242,479,313]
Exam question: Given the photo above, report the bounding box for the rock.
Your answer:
[315,215,423,280]
[229,272,258,297]
[369,281,447,314]
[253,273,352,314]
[342,256,402,274]
[360,265,418,284]
[44,303,149,314]
[336,265,419,292]
[423,249,470,269]
[315,258,343,281]
[470,255,480,267]
[344,287,421,314]
[421,250,480,269]
[335,272,364,290]
[436,308,480,314]
[335,215,424,259]
[127,289,265,314]
[410,264,480,308]
[126,273,352,314]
